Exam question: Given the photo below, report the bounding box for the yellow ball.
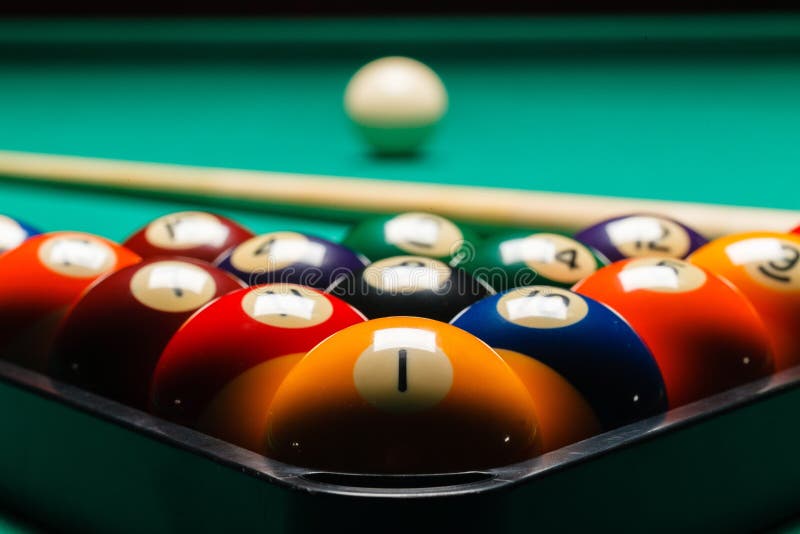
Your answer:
[344,56,448,154]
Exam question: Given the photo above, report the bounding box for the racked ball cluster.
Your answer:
[0,207,797,475]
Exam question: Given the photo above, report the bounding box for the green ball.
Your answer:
[462,231,608,291]
[342,212,479,265]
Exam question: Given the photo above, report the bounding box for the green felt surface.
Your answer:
[0,15,798,244]
[0,508,40,534]
[0,521,29,534]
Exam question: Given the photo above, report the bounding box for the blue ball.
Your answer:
[451,285,667,429]
[214,231,368,290]
[0,215,41,255]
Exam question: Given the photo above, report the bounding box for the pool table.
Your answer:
[0,15,799,534]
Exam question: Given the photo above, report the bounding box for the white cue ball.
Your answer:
[344,56,448,154]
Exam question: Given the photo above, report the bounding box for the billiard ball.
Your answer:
[194,352,306,453]
[265,317,541,473]
[49,258,244,408]
[488,348,601,452]
[0,232,141,371]
[792,225,800,235]
[214,231,367,289]
[124,211,254,262]
[329,256,492,321]
[574,258,774,407]
[574,213,707,262]
[689,232,800,370]
[344,56,447,154]
[0,215,40,256]
[461,232,608,291]
[343,212,479,265]
[150,283,366,430]
[451,286,666,434]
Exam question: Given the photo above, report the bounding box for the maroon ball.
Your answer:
[123,211,254,262]
[49,257,245,409]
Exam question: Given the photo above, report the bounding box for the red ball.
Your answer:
[123,211,254,262]
[150,283,366,427]
[573,257,774,407]
[792,224,800,235]
[0,232,141,371]
[49,258,244,408]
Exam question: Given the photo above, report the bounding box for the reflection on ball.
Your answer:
[0,215,40,256]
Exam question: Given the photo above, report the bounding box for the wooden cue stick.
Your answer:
[0,149,796,236]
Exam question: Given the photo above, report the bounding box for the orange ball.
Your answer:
[493,349,601,452]
[265,317,541,473]
[0,232,140,370]
[573,257,774,407]
[197,353,306,453]
[689,232,800,370]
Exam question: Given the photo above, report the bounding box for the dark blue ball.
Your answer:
[451,285,667,429]
[0,215,41,255]
[214,231,368,290]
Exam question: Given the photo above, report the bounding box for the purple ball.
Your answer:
[574,213,707,263]
[214,231,368,289]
